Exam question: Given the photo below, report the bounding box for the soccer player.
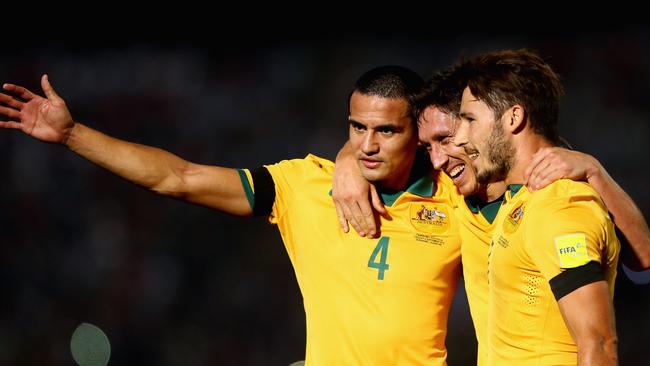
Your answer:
[333,58,650,366]
[0,66,464,365]
[454,49,619,365]
[333,70,500,366]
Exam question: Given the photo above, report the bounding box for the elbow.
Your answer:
[603,337,619,365]
[153,162,201,199]
[151,183,187,199]
[150,175,188,199]
[577,334,618,365]
[151,186,184,199]
[602,334,618,358]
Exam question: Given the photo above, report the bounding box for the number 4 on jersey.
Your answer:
[368,237,390,280]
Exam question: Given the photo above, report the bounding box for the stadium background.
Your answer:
[1,27,648,364]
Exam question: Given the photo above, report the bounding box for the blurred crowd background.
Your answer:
[1,27,648,365]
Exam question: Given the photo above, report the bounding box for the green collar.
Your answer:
[508,184,524,196]
[378,172,435,207]
[465,193,505,224]
[327,172,434,207]
[329,150,434,207]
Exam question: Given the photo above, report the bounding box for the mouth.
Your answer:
[447,163,466,180]
[464,148,479,160]
[361,158,381,169]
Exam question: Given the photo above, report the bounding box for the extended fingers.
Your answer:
[0,92,24,110]
[529,165,558,190]
[529,157,575,190]
[334,198,350,233]
[525,147,553,183]
[3,83,36,101]
[357,201,377,238]
[370,185,387,215]
[0,105,21,120]
[0,120,23,130]
[341,201,366,237]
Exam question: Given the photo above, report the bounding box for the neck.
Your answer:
[506,132,554,185]
[479,181,507,202]
[381,158,417,192]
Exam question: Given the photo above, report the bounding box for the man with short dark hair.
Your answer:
[0,66,464,365]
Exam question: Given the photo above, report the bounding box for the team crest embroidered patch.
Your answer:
[554,233,590,268]
[503,202,525,234]
[410,203,450,234]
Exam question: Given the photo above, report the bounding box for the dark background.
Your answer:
[1,26,648,365]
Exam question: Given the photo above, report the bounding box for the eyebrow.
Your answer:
[378,124,404,132]
[350,119,404,129]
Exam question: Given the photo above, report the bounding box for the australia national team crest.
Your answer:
[503,201,525,234]
[410,203,450,234]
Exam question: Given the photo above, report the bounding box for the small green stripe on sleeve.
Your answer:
[237,169,255,211]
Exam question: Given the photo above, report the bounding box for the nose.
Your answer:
[362,132,379,155]
[452,119,470,147]
[429,144,448,171]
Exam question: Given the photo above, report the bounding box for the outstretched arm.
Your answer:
[332,141,386,238]
[0,75,253,216]
[525,147,650,271]
[558,281,618,366]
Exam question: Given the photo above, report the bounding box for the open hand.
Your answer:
[0,74,75,144]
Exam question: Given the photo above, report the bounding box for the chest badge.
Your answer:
[410,203,450,234]
[503,201,525,234]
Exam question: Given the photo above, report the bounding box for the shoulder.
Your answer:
[305,154,335,172]
[265,154,334,177]
[529,179,605,211]
[525,179,611,233]
[532,179,599,199]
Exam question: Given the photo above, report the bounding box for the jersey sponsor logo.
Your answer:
[410,203,450,234]
[554,233,590,268]
[503,201,525,234]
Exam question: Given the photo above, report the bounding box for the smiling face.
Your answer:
[456,87,515,184]
[349,91,418,191]
[418,105,481,196]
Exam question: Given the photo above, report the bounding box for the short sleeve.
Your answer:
[264,154,334,224]
[524,196,611,282]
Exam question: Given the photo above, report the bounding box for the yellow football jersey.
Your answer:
[241,155,462,365]
[455,194,500,366]
[487,180,620,366]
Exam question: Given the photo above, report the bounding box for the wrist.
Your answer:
[584,155,604,183]
[62,122,79,147]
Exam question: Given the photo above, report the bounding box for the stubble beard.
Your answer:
[476,120,515,184]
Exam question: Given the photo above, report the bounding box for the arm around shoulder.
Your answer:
[525,147,650,271]
[586,165,650,271]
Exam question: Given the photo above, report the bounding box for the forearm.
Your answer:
[65,122,188,194]
[558,281,618,366]
[64,123,253,215]
[335,140,355,166]
[333,140,383,237]
[588,161,650,269]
